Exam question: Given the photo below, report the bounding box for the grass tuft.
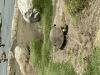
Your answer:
[65,0,89,16]
[30,37,43,67]
[85,47,100,75]
[45,62,77,75]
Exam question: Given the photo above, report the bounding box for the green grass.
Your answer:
[30,0,77,75]
[31,0,53,67]
[43,62,77,75]
[65,0,88,16]
[85,47,100,75]
[30,37,43,67]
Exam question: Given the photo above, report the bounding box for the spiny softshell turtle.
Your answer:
[50,24,68,49]
[50,24,64,49]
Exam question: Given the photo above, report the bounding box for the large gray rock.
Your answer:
[18,0,40,23]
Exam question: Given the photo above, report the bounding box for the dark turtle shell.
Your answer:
[50,26,64,49]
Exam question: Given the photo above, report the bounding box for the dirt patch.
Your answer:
[14,12,42,75]
[17,12,43,49]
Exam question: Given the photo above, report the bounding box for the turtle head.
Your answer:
[24,8,41,23]
[61,24,68,35]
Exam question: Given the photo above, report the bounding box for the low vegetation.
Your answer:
[85,47,100,75]
[65,0,89,16]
